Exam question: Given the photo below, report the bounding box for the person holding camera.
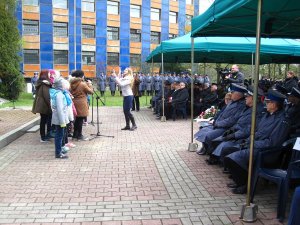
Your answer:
[224,64,245,85]
[116,67,137,131]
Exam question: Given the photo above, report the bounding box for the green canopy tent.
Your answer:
[190,0,300,222]
[191,0,300,38]
[146,34,300,64]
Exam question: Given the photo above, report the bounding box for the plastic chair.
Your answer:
[250,138,300,222]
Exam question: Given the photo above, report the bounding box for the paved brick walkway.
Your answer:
[0,107,288,225]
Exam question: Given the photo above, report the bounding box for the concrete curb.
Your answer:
[0,117,40,150]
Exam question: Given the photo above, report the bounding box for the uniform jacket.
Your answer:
[109,76,117,91]
[153,76,161,91]
[98,75,106,91]
[70,78,93,117]
[146,75,153,91]
[214,98,246,129]
[32,80,52,115]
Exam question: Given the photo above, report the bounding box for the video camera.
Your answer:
[217,67,231,85]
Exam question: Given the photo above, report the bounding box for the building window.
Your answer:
[151,8,160,21]
[150,31,160,44]
[23,49,39,64]
[54,50,68,64]
[130,54,141,66]
[130,4,141,18]
[82,51,95,65]
[169,33,177,39]
[82,24,95,38]
[53,22,68,37]
[130,29,141,42]
[186,14,193,26]
[169,11,178,24]
[53,0,67,9]
[107,27,119,40]
[82,0,95,12]
[23,0,39,6]
[23,20,39,35]
[107,52,119,65]
[107,1,119,15]
[186,0,193,5]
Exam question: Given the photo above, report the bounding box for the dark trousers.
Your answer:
[73,116,85,138]
[288,187,300,225]
[132,96,140,111]
[63,123,70,145]
[224,157,248,186]
[54,125,65,156]
[123,96,136,127]
[111,91,115,96]
[40,113,51,139]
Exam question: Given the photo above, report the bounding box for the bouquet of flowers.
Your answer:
[199,106,218,119]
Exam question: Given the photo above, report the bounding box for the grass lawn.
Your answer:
[0,91,153,108]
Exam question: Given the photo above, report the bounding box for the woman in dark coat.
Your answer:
[32,69,52,142]
[132,73,141,111]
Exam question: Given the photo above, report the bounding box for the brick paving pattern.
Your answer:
[0,108,38,136]
[0,107,288,224]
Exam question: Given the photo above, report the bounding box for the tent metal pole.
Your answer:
[251,53,254,84]
[240,0,262,222]
[161,53,166,122]
[188,38,197,152]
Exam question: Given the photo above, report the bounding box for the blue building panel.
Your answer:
[119,0,130,68]
[178,0,186,37]
[75,0,82,69]
[141,0,150,63]
[68,0,75,72]
[194,0,199,17]
[161,1,169,42]
[16,0,23,72]
[40,0,53,69]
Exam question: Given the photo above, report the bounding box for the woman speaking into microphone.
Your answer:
[115,67,137,131]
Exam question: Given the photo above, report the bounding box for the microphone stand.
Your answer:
[90,92,94,125]
[90,89,114,139]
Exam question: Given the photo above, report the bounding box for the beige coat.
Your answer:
[70,78,93,117]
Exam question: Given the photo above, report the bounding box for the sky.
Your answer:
[199,0,214,15]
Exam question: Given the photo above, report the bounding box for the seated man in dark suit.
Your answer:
[224,89,290,194]
[170,82,189,120]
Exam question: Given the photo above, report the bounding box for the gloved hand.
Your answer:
[60,124,66,128]
[223,133,235,141]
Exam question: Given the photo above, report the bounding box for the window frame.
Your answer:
[53,22,68,37]
[107,52,119,65]
[150,31,160,44]
[151,8,160,21]
[130,29,141,42]
[169,11,178,24]
[54,50,68,65]
[23,20,39,36]
[53,0,68,9]
[82,51,95,65]
[82,0,95,12]
[130,4,141,18]
[23,0,39,6]
[107,26,119,41]
[130,54,141,66]
[82,24,95,38]
[107,1,119,15]
[23,49,40,64]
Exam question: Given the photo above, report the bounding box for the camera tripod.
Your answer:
[90,90,114,140]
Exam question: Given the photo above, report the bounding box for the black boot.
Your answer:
[121,114,130,130]
[128,114,137,131]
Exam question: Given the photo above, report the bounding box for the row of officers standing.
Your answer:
[96,72,210,96]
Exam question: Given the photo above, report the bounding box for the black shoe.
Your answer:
[130,125,137,131]
[196,147,207,155]
[136,110,139,112]
[227,182,239,188]
[121,126,130,130]
[232,185,247,194]
[55,153,68,159]
[205,157,219,165]
[223,168,230,174]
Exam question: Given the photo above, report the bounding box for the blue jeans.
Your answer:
[55,125,65,156]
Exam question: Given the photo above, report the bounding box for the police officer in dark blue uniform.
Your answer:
[109,71,117,96]
[224,89,290,194]
[153,73,161,95]
[285,87,300,135]
[194,84,247,155]
[97,72,106,96]
[208,86,265,165]
[145,73,153,96]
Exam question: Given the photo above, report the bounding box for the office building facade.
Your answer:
[17,0,200,77]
